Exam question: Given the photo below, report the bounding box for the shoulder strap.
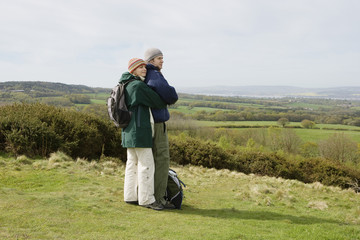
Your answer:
[123,78,136,86]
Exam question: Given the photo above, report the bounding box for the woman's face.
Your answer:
[132,65,147,77]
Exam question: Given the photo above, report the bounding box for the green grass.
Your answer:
[90,99,106,104]
[197,120,360,130]
[285,102,332,110]
[85,92,109,100]
[176,99,266,108]
[1,155,359,240]
[195,121,360,143]
[197,120,280,127]
[294,128,360,143]
[172,106,232,114]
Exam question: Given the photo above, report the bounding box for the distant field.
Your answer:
[197,120,280,127]
[285,102,333,110]
[197,120,360,130]
[294,128,360,143]
[177,99,266,108]
[195,120,360,143]
[86,92,109,100]
[172,106,232,114]
[90,99,106,104]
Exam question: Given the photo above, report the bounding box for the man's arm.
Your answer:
[147,71,178,105]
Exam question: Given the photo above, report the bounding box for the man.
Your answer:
[144,48,178,208]
[121,58,167,211]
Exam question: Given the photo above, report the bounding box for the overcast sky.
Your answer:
[1,0,360,89]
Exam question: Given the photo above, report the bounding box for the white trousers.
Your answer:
[124,148,155,205]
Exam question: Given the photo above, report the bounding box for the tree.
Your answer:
[277,117,289,128]
[318,133,359,163]
[278,129,302,153]
[301,119,316,129]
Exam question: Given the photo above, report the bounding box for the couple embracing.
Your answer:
[120,48,178,210]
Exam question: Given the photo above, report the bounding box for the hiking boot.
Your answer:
[163,201,176,209]
[143,201,164,211]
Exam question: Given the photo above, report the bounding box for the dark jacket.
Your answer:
[119,72,166,148]
[145,64,178,123]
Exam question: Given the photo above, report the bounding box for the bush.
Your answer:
[233,150,301,180]
[169,135,234,170]
[0,103,125,160]
[298,157,359,189]
[318,133,359,164]
[169,135,360,190]
[301,119,316,129]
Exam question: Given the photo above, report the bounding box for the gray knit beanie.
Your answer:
[144,48,163,62]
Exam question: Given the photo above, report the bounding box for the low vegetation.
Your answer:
[169,134,360,191]
[0,103,125,159]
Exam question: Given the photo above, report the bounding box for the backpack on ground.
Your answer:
[107,80,134,128]
[166,169,186,209]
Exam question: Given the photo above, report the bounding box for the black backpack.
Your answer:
[107,80,134,128]
[166,169,186,209]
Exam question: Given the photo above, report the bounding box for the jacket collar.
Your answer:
[119,72,141,83]
[146,64,160,71]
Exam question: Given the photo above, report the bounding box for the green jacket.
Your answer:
[120,72,167,148]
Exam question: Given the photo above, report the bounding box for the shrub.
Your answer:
[169,135,360,190]
[169,135,235,170]
[68,94,91,104]
[0,103,125,160]
[300,142,319,158]
[298,157,359,189]
[277,117,289,127]
[301,119,316,129]
[169,135,300,178]
[318,133,359,164]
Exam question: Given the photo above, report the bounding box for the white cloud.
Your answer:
[1,0,360,88]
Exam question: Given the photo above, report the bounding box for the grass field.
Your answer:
[90,99,106,105]
[285,102,333,110]
[1,154,359,240]
[194,120,360,143]
[294,128,360,143]
[196,120,360,130]
[172,106,233,114]
[86,93,110,100]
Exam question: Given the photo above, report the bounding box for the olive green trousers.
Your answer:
[152,122,170,204]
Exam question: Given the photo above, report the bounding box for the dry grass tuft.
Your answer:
[307,201,329,210]
[16,155,32,165]
[48,151,72,164]
[32,160,48,170]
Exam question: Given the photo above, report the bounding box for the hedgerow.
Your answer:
[169,135,360,190]
[0,103,125,159]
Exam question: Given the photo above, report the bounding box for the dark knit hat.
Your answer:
[128,58,146,74]
[144,48,163,62]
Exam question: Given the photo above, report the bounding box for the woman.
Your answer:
[121,58,167,210]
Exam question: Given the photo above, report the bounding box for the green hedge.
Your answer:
[0,103,126,159]
[169,135,360,190]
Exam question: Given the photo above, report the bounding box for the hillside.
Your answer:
[0,154,359,240]
[0,81,96,94]
[0,81,107,106]
[2,81,360,100]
